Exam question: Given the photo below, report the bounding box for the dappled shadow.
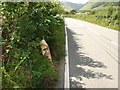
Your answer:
[73,67,112,79]
[78,52,107,68]
[67,27,113,88]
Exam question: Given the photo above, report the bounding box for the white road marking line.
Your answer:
[88,28,119,47]
[88,28,100,36]
[111,41,119,46]
[64,24,70,89]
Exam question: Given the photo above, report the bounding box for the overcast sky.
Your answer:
[59,0,89,4]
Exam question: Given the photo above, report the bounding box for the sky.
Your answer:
[59,0,89,4]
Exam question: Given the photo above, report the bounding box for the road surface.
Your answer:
[64,18,119,89]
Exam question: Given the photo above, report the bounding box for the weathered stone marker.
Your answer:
[40,39,52,61]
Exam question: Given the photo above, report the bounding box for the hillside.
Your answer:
[80,1,119,11]
[60,1,83,11]
[80,2,108,11]
[65,1,119,31]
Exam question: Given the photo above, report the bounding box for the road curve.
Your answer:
[64,18,119,88]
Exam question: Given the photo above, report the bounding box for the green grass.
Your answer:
[75,2,120,31]
[64,8,120,31]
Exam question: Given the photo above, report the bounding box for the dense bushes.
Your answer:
[1,2,65,88]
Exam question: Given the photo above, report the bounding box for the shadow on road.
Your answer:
[67,27,113,89]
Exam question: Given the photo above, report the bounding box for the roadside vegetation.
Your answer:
[1,2,65,88]
[64,2,120,31]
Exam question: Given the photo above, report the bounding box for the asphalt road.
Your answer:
[64,18,119,89]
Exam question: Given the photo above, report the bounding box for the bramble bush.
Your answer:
[1,2,65,88]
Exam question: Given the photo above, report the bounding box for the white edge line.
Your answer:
[64,21,70,89]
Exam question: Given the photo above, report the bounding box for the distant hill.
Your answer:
[60,1,83,11]
[79,1,118,11]
[80,2,108,11]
